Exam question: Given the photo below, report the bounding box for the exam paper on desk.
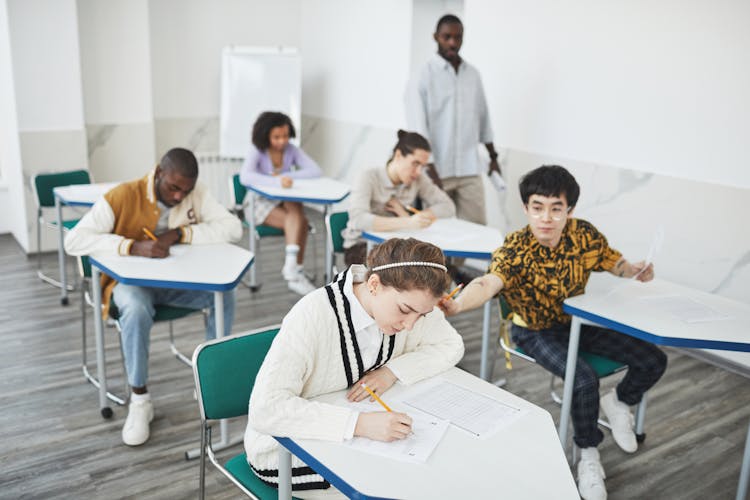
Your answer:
[342,398,449,464]
[401,379,528,439]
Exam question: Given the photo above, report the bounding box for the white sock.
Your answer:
[580,447,600,462]
[130,391,150,403]
[284,244,300,275]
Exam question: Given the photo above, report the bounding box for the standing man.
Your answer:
[406,14,501,228]
[65,147,243,446]
[439,165,667,500]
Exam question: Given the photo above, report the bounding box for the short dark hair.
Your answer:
[159,148,198,178]
[366,238,450,298]
[436,14,462,32]
[389,129,431,162]
[519,165,580,208]
[251,111,296,151]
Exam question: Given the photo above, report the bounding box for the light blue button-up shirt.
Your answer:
[406,54,494,179]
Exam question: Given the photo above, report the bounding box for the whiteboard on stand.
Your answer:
[219,46,301,159]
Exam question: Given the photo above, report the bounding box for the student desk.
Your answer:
[244,177,350,283]
[362,218,504,381]
[274,366,578,499]
[53,182,118,305]
[88,243,253,452]
[560,273,750,499]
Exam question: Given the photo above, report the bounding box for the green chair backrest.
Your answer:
[34,169,91,208]
[78,255,92,279]
[327,211,349,253]
[231,174,247,206]
[498,295,513,320]
[193,327,279,421]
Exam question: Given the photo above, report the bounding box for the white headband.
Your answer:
[371,261,448,273]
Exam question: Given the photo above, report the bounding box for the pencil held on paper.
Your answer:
[361,383,392,411]
[142,227,158,241]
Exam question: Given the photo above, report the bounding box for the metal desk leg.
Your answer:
[91,267,112,418]
[324,205,333,284]
[186,291,242,459]
[558,316,582,447]
[248,191,259,290]
[737,419,750,500]
[56,196,70,305]
[278,445,293,500]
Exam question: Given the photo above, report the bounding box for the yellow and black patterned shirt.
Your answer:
[489,218,622,330]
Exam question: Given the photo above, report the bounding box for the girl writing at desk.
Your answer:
[239,111,322,295]
[342,130,455,266]
[244,238,464,498]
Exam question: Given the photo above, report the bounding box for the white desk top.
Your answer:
[245,177,350,204]
[564,273,750,352]
[277,367,578,500]
[362,218,503,260]
[89,243,253,292]
[53,182,119,206]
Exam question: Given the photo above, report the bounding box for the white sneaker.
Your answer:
[577,447,607,500]
[287,271,316,296]
[122,399,154,446]
[600,388,637,453]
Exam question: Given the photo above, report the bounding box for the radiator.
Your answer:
[195,153,244,208]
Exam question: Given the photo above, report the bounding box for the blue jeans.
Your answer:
[112,283,236,388]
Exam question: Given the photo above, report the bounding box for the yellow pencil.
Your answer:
[142,227,158,241]
[445,283,464,300]
[360,383,392,412]
[406,205,421,215]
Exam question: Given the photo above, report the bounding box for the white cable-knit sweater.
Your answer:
[243,267,465,491]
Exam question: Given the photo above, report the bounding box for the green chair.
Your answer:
[497,296,648,443]
[78,255,207,406]
[32,169,91,298]
[324,211,349,280]
[192,325,300,500]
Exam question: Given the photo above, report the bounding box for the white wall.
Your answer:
[464,0,750,188]
[300,0,412,129]
[78,0,153,124]
[149,0,301,120]
[0,0,26,244]
[8,0,84,132]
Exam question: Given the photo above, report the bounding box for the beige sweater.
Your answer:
[343,166,455,248]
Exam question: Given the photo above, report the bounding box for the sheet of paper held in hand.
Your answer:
[401,380,527,439]
[342,398,450,464]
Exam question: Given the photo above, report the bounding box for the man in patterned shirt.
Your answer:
[440,165,667,500]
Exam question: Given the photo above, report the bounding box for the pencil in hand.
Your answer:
[360,383,392,412]
[406,205,421,215]
[445,283,464,300]
[142,227,158,241]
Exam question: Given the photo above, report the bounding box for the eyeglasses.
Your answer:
[526,205,571,221]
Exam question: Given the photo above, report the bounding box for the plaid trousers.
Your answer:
[511,323,668,448]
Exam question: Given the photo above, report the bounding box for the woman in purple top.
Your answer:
[240,111,322,295]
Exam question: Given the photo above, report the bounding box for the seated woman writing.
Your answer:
[244,237,465,498]
[341,130,455,266]
[239,111,322,295]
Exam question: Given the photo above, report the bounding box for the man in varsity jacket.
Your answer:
[65,147,242,446]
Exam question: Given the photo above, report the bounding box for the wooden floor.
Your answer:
[1,220,749,499]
